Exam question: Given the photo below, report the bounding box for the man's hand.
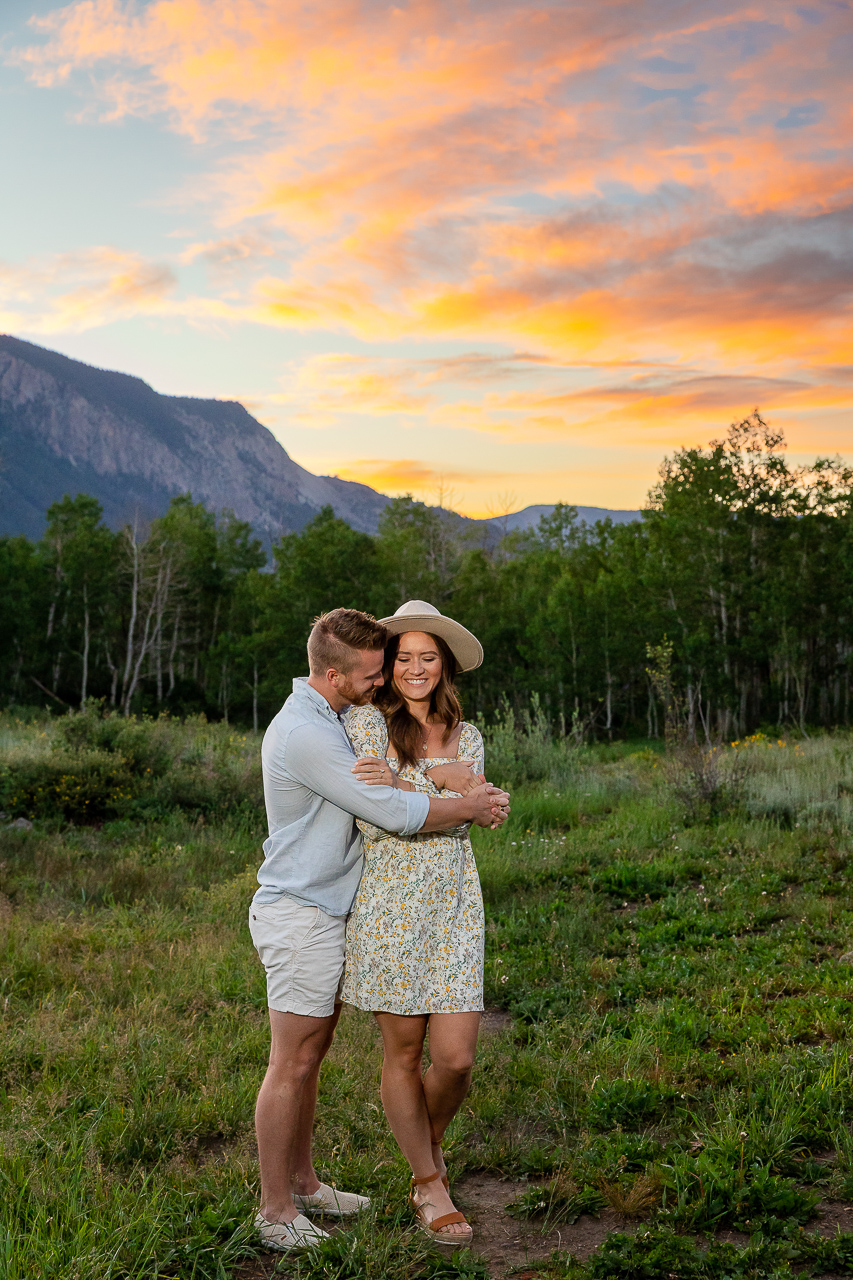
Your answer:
[468,781,511,829]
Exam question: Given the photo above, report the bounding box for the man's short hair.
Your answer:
[307,608,388,676]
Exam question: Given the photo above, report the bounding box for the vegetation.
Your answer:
[5,711,853,1276]
[3,414,853,739]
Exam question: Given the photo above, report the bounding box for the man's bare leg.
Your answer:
[290,1005,340,1194]
[255,1006,341,1223]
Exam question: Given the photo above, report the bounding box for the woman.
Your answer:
[343,600,487,1246]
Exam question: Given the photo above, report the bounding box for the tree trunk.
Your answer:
[121,524,140,709]
[221,658,229,724]
[80,585,90,708]
[167,605,181,698]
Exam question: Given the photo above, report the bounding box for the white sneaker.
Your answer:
[254,1211,330,1251]
[293,1182,371,1217]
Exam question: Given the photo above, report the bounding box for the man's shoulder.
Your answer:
[268,708,337,745]
[263,699,335,758]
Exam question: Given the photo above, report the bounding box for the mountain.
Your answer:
[0,335,390,541]
[478,503,640,532]
[0,335,641,542]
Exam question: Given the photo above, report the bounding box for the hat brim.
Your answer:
[378,613,483,673]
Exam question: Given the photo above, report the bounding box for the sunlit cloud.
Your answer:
[333,458,503,497]
[5,0,853,496]
[0,248,177,333]
[267,353,433,427]
[251,351,853,464]
[179,231,277,268]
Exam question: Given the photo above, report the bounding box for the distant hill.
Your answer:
[476,503,640,532]
[0,336,641,542]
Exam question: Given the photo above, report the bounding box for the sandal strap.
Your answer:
[429,1211,467,1232]
[411,1170,443,1187]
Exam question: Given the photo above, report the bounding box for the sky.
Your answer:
[1,0,852,516]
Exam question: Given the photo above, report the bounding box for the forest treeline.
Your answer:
[2,414,852,740]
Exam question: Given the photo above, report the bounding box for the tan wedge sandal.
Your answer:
[410,1170,473,1247]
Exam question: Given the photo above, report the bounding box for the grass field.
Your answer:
[5,711,853,1278]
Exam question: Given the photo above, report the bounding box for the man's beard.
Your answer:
[337,677,375,707]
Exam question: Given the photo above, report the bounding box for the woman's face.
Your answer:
[392,631,443,704]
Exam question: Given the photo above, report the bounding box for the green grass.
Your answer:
[5,716,853,1275]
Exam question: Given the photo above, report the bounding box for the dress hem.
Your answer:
[343,999,485,1015]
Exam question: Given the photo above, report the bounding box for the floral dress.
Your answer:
[342,703,485,1015]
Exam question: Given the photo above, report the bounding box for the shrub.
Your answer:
[53,703,173,775]
[478,695,579,790]
[0,706,263,823]
[0,749,137,821]
[665,743,751,825]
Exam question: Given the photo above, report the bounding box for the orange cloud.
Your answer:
[333,459,500,496]
[179,231,275,267]
[251,351,853,457]
[0,248,177,333]
[6,0,853,469]
[268,353,432,426]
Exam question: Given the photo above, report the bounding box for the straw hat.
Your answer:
[379,600,483,673]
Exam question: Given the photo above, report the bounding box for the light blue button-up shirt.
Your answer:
[255,677,430,915]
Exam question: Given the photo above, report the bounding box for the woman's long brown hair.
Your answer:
[373,632,463,769]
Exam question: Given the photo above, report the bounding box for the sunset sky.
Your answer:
[2,0,852,515]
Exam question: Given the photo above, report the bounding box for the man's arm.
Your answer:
[284,724,508,833]
[284,724,430,835]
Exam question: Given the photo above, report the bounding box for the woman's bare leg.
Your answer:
[374,1011,470,1236]
[423,1012,481,1176]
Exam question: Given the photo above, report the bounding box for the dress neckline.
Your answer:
[388,722,470,766]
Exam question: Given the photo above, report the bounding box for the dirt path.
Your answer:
[231,1173,853,1278]
[455,1174,630,1276]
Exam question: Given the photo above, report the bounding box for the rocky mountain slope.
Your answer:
[0,335,390,541]
[0,335,640,542]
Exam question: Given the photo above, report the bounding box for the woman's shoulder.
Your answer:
[344,702,387,731]
[459,720,483,747]
[343,703,389,753]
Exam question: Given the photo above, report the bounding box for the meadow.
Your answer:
[5,709,853,1278]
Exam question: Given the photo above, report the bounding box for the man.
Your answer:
[249,608,510,1251]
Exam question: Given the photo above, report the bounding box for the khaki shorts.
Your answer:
[249,894,347,1018]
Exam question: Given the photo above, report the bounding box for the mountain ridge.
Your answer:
[0,335,640,541]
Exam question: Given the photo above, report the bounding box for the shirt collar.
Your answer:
[292,676,348,721]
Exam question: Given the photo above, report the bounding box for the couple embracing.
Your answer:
[249,601,510,1252]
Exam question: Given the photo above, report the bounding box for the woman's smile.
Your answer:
[393,631,443,702]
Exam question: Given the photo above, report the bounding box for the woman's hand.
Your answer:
[427,760,481,795]
[352,756,398,788]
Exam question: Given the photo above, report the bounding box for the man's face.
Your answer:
[334,648,385,707]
